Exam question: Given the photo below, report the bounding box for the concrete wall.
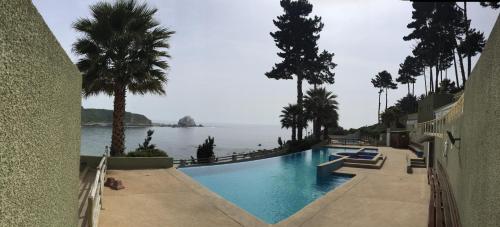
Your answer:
[108,157,174,170]
[317,156,347,177]
[432,17,500,227]
[0,1,81,226]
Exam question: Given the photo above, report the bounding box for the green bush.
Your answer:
[126,130,168,157]
[127,149,168,157]
[197,136,215,163]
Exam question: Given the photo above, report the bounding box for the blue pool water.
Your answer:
[180,147,356,224]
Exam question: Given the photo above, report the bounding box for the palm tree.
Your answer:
[73,0,174,156]
[322,108,339,140]
[303,88,338,140]
[280,104,300,142]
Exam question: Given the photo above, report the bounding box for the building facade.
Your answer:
[0,1,81,226]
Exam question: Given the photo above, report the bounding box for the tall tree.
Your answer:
[73,0,174,156]
[303,87,338,140]
[280,104,300,142]
[371,76,384,124]
[266,0,325,141]
[405,2,466,92]
[397,56,418,95]
[375,71,397,110]
[458,28,486,77]
[306,50,337,89]
[395,94,419,114]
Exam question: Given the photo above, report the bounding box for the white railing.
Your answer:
[87,155,107,227]
[417,95,464,138]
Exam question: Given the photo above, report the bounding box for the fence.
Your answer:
[173,148,286,167]
[417,95,464,138]
[87,155,107,227]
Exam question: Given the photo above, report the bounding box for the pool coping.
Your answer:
[170,168,269,226]
[171,159,363,226]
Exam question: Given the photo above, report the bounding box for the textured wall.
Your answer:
[0,1,81,226]
[433,16,500,227]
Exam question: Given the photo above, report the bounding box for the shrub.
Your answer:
[126,130,168,157]
[197,136,215,163]
[278,137,283,148]
[127,150,167,157]
[288,137,320,153]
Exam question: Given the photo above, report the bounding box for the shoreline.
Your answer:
[81,123,204,128]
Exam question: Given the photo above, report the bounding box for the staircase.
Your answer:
[410,158,426,168]
[408,143,424,158]
[343,154,386,169]
[407,156,426,173]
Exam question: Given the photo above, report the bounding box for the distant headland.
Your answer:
[81,108,203,127]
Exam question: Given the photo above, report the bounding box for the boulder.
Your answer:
[177,116,196,127]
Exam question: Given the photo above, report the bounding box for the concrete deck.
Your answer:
[99,147,429,227]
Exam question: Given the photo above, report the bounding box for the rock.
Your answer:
[177,116,196,127]
[104,177,115,187]
[104,177,125,190]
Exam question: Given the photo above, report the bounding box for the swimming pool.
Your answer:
[180,147,356,224]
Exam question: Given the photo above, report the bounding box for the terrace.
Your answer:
[97,147,428,227]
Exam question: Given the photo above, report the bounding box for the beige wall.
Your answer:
[0,1,81,226]
[433,16,500,227]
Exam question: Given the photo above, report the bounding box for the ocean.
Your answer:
[81,123,293,159]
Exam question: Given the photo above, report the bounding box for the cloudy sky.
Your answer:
[33,0,499,128]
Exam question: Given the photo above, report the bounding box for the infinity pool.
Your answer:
[180,147,356,224]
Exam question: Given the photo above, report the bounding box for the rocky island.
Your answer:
[153,116,203,127]
[82,108,203,128]
[81,107,152,127]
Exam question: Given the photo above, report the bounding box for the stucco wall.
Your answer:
[433,16,500,227]
[0,1,81,226]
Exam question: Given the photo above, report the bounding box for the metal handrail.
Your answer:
[173,148,286,166]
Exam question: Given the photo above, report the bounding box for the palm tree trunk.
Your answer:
[412,83,415,95]
[423,68,428,95]
[296,77,303,141]
[314,118,321,140]
[291,124,296,142]
[385,88,388,110]
[453,49,460,87]
[111,86,126,156]
[407,83,410,95]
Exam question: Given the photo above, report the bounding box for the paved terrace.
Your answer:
[99,147,429,227]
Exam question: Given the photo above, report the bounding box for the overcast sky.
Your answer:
[33,0,499,128]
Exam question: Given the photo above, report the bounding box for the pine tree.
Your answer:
[266,0,325,141]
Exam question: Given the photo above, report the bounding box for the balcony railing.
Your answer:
[417,95,464,138]
[87,155,107,227]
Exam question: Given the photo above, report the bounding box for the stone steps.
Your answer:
[343,156,386,169]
